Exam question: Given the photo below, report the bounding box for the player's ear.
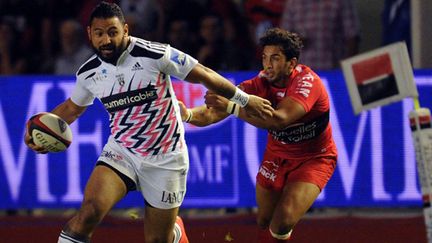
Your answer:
[285,57,297,75]
[123,24,129,37]
[289,57,298,68]
[87,26,92,41]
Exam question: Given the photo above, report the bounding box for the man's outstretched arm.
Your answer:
[184,63,274,119]
[178,101,229,127]
[204,91,306,131]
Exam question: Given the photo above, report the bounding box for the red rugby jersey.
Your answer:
[240,64,337,159]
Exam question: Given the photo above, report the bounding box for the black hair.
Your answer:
[89,1,125,25]
[259,28,304,60]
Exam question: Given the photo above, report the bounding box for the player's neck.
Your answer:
[271,79,287,88]
[273,69,295,88]
[271,73,291,88]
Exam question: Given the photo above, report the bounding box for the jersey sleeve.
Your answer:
[70,78,95,107]
[159,45,198,80]
[239,76,261,96]
[288,72,322,112]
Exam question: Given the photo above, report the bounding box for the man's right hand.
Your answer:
[205,91,274,119]
[177,101,189,122]
[204,91,229,111]
[244,95,274,119]
[24,121,48,154]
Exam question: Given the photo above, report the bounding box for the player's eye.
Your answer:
[93,31,103,37]
[271,56,280,62]
[108,31,118,37]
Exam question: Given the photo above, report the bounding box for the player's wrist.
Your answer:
[230,87,249,107]
[184,109,193,123]
[226,101,240,117]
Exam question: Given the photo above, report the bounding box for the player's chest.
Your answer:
[268,86,289,105]
[90,62,162,98]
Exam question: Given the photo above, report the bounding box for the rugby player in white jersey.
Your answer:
[24,2,273,243]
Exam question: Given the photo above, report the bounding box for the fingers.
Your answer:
[178,101,186,112]
[34,146,48,154]
[24,133,33,145]
[262,104,274,117]
[263,98,272,106]
[27,141,49,154]
[248,95,274,117]
[251,94,273,116]
[204,91,216,100]
[204,93,220,108]
[25,120,48,154]
[178,101,192,122]
[25,132,49,154]
[265,103,274,113]
[254,95,272,107]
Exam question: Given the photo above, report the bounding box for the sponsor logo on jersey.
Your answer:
[101,150,124,162]
[170,49,186,66]
[131,62,144,71]
[161,190,185,204]
[259,160,278,182]
[101,84,158,112]
[116,74,125,86]
[276,91,285,98]
[270,111,329,143]
[295,73,315,98]
[86,70,107,83]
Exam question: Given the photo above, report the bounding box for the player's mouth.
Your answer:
[263,71,273,78]
[100,49,113,56]
[100,46,115,56]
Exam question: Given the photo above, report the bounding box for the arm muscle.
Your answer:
[51,98,87,124]
[185,64,236,99]
[239,97,305,130]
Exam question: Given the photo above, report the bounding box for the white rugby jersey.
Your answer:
[71,36,198,156]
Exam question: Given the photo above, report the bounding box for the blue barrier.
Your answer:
[0,70,431,208]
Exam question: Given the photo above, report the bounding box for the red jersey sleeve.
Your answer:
[239,75,267,97]
[287,68,323,113]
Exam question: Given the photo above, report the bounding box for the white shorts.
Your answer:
[97,137,189,209]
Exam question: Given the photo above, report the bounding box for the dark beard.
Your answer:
[93,37,128,65]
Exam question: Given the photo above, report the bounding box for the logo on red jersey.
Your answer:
[295,73,315,98]
[270,111,329,144]
[259,160,279,182]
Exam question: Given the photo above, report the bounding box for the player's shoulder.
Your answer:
[294,64,321,80]
[76,54,101,77]
[254,71,271,87]
[129,37,167,59]
[239,71,267,91]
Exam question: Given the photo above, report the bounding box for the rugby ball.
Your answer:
[28,112,72,152]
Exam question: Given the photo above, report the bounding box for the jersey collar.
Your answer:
[116,36,136,66]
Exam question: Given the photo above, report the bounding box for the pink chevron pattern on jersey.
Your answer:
[110,109,125,136]
[108,85,126,136]
[114,80,147,149]
[110,73,181,156]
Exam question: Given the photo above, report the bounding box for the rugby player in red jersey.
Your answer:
[180,28,337,242]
